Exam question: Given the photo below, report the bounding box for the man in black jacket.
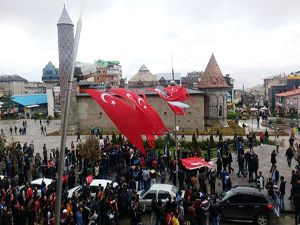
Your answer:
[285,147,294,167]
[279,176,286,209]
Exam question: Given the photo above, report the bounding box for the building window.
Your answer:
[219,105,223,117]
[293,98,298,108]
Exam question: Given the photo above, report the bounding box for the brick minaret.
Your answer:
[57,6,78,133]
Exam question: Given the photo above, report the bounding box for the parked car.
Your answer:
[217,186,277,225]
[137,184,184,211]
[20,178,55,197]
[67,179,112,198]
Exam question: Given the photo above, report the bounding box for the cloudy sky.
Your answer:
[1,0,300,88]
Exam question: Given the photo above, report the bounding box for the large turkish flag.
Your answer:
[83,89,146,155]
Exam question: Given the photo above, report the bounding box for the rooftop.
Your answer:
[198,54,228,89]
[57,6,74,26]
[94,59,120,67]
[11,94,47,107]
[155,72,181,81]
[77,85,204,96]
[275,88,300,97]
[129,65,157,83]
[0,75,27,82]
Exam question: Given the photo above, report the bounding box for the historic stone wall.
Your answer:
[203,89,228,126]
[77,93,205,133]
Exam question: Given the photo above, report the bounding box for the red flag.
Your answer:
[110,88,168,135]
[86,175,94,185]
[147,86,191,116]
[164,85,190,101]
[83,89,146,155]
[167,102,186,116]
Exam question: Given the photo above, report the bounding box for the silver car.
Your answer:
[137,184,184,211]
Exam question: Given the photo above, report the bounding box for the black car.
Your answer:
[217,186,277,225]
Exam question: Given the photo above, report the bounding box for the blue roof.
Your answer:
[11,94,47,107]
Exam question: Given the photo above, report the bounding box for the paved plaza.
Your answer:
[0,119,77,153]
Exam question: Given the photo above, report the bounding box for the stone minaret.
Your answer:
[57,6,78,133]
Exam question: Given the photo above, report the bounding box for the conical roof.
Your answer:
[198,54,228,89]
[57,6,74,26]
[129,65,157,82]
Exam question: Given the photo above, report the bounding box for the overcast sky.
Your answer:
[1,0,300,88]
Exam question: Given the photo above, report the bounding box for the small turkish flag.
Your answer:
[147,85,191,116]
[86,175,94,185]
[164,85,190,101]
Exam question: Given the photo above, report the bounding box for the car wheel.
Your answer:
[256,214,268,225]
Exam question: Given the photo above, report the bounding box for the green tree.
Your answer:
[154,137,164,149]
[79,136,101,165]
[0,135,6,158]
[0,95,14,118]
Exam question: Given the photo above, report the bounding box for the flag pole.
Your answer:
[171,55,179,187]
[54,2,84,224]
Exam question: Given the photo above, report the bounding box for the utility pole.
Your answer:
[171,55,179,187]
[54,3,84,225]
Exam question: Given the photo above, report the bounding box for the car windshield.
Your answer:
[140,188,149,197]
[171,186,179,194]
[217,190,232,200]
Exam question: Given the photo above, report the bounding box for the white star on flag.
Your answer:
[111,100,116,105]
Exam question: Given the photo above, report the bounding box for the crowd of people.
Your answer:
[0,119,299,225]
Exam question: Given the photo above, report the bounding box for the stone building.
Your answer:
[75,54,229,133]
[77,87,205,133]
[128,65,158,87]
[198,54,228,126]
[0,75,27,95]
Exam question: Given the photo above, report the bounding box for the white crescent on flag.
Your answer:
[101,93,112,103]
[167,101,190,108]
[126,93,134,100]
[137,97,147,109]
